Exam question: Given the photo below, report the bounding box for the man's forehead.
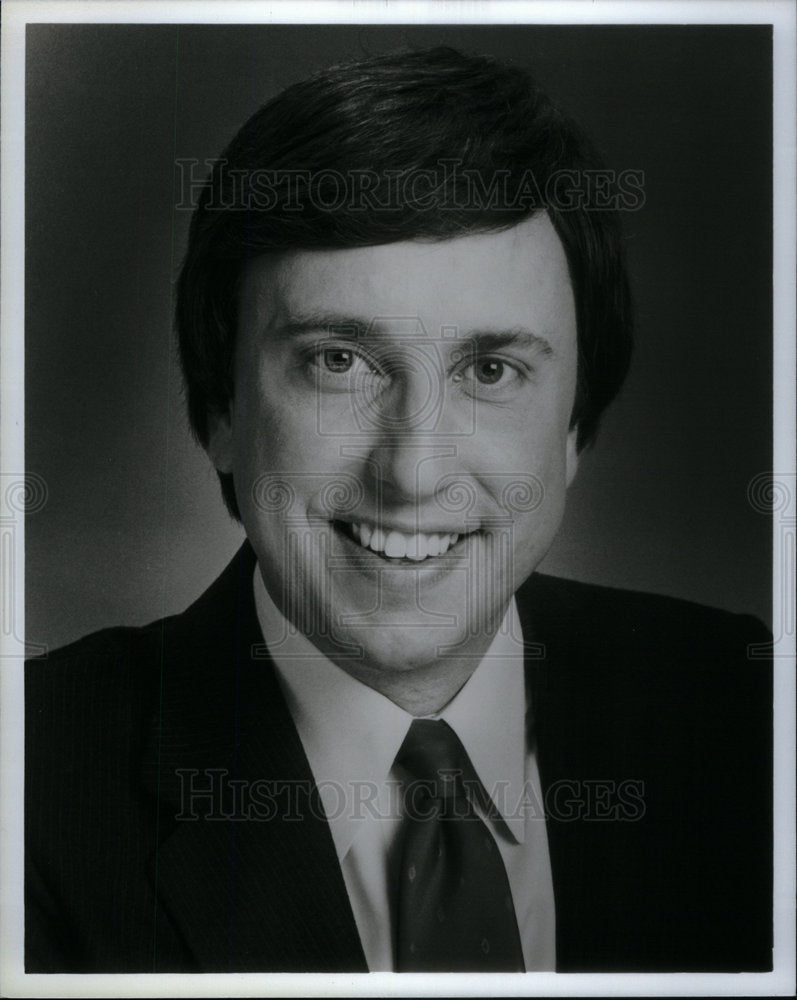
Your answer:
[239,214,575,342]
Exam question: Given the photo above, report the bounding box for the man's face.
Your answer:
[208,213,579,675]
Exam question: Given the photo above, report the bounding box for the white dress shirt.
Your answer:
[253,566,556,971]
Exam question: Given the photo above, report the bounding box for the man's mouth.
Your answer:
[332,519,476,563]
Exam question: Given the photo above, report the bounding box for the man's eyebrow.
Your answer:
[459,329,555,357]
[270,312,382,339]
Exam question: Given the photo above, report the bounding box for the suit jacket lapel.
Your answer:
[140,542,367,972]
[517,573,609,971]
[518,572,673,971]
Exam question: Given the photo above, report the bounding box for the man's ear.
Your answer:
[565,425,580,488]
[204,407,235,474]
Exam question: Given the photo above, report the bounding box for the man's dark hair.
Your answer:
[176,46,633,520]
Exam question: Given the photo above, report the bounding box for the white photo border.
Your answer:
[2,2,794,997]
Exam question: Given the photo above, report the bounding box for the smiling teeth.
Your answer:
[348,523,460,560]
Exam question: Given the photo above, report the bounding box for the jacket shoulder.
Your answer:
[28,619,161,664]
[522,572,770,648]
[25,618,179,698]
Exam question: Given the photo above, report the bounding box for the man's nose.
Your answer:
[362,365,463,505]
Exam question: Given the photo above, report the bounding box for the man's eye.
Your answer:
[454,357,522,391]
[309,345,382,387]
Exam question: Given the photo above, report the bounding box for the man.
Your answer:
[25,47,772,973]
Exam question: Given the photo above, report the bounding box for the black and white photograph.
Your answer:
[1,1,794,996]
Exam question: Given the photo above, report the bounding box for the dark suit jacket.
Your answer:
[26,541,773,973]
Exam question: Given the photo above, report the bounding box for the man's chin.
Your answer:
[320,621,493,677]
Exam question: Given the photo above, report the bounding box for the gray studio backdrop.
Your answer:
[25,24,773,650]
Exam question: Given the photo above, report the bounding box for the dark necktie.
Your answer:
[393,719,525,971]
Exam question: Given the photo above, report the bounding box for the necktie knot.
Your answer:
[395,719,476,802]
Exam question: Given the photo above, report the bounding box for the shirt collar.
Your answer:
[253,566,528,857]
[435,609,527,843]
